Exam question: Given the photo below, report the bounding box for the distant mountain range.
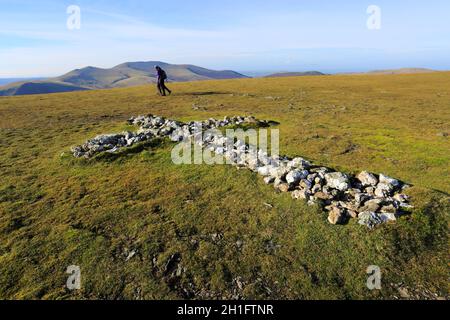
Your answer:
[0,65,441,97]
[264,68,438,78]
[0,61,249,96]
[264,71,326,78]
[338,68,439,76]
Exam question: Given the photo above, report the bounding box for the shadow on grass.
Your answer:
[429,188,450,197]
[224,121,280,131]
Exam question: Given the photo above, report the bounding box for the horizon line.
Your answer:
[0,62,448,79]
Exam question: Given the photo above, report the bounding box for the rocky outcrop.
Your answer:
[71,114,412,228]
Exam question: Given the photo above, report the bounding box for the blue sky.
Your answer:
[1,0,450,77]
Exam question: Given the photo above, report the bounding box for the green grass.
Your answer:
[0,73,449,299]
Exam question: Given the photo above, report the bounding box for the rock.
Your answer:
[258,150,272,165]
[243,116,256,123]
[330,189,341,198]
[288,157,311,170]
[292,189,310,200]
[313,192,331,200]
[307,173,318,182]
[234,276,244,291]
[246,154,259,171]
[328,207,346,225]
[310,167,330,175]
[277,183,291,193]
[314,176,324,185]
[380,212,397,222]
[176,264,184,277]
[360,199,382,212]
[311,184,322,194]
[394,193,409,203]
[358,212,384,229]
[269,166,290,180]
[357,171,379,187]
[273,178,282,189]
[125,250,137,261]
[211,233,223,242]
[286,170,305,185]
[234,140,246,148]
[398,287,410,299]
[380,204,397,214]
[375,183,394,197]
[347,210,359,218]
[325,172,350,191]
[257,166,272,177]
[170,133,184,142]
[346,188,360,197]
[299,179,313,190]
[263,176,275,185]
[339,201,360,212]
[379,174,401,189]
[366,187,375,195]
[399,202,414,209]
[355,193,371,205]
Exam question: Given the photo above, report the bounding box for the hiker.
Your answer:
[155,65,172,96]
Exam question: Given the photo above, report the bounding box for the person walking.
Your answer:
[155,65,172,96]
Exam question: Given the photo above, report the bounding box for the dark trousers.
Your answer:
[157,78,171,96]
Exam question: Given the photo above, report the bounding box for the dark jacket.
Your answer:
[157,68,167,80]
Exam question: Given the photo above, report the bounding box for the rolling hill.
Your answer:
[0,61,249,96]
[264,71,326,77]
[364,68,438,75]
[339,68,439,76]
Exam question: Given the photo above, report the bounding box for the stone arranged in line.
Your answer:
[71,115,268,158]
[71,114,412,228]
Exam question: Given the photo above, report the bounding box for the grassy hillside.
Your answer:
[0,72,448,300]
